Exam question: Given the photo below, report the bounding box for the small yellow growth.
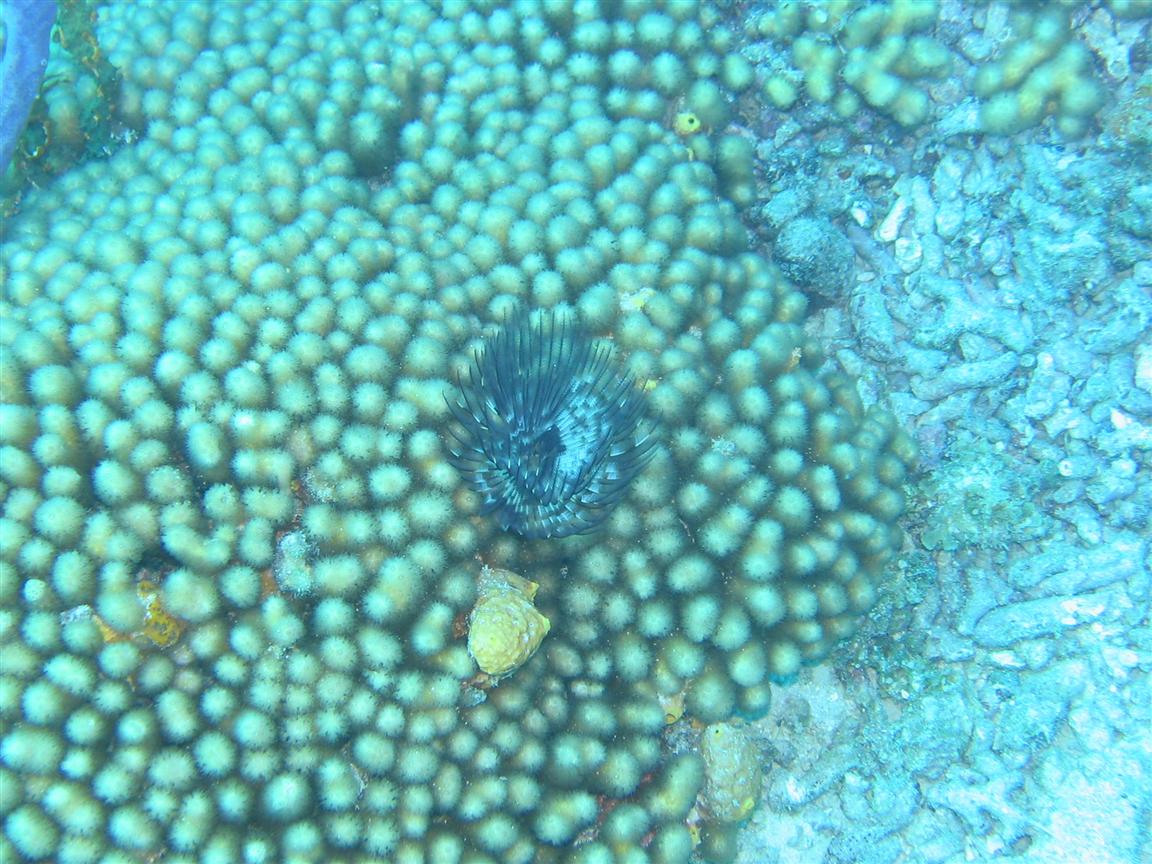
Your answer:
[619,286,655,313]
[92,613,124,644]
[687,814,702,847]
[136,579,184,648]
[89,579,185,648]
[660,689,686,724]
[673,112,702,136]
[467,567,550,676]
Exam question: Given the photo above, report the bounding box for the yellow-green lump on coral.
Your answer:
[467,567,550,676]
[0,0,915,861]
[699,721,763,822]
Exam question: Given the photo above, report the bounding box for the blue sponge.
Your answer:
[0,0,57,176]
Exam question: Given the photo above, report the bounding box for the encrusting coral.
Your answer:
[467,566,551,677]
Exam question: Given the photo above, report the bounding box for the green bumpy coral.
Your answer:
[750,0,951,127]
[973,6,1106,138]
[0,1,913,861]
[747,0,1123,137]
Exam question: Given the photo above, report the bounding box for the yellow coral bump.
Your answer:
[467,567,551,676]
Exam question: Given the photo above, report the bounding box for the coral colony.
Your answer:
[0,2,927,862]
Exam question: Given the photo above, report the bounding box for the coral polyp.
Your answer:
[447,312,656,539]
